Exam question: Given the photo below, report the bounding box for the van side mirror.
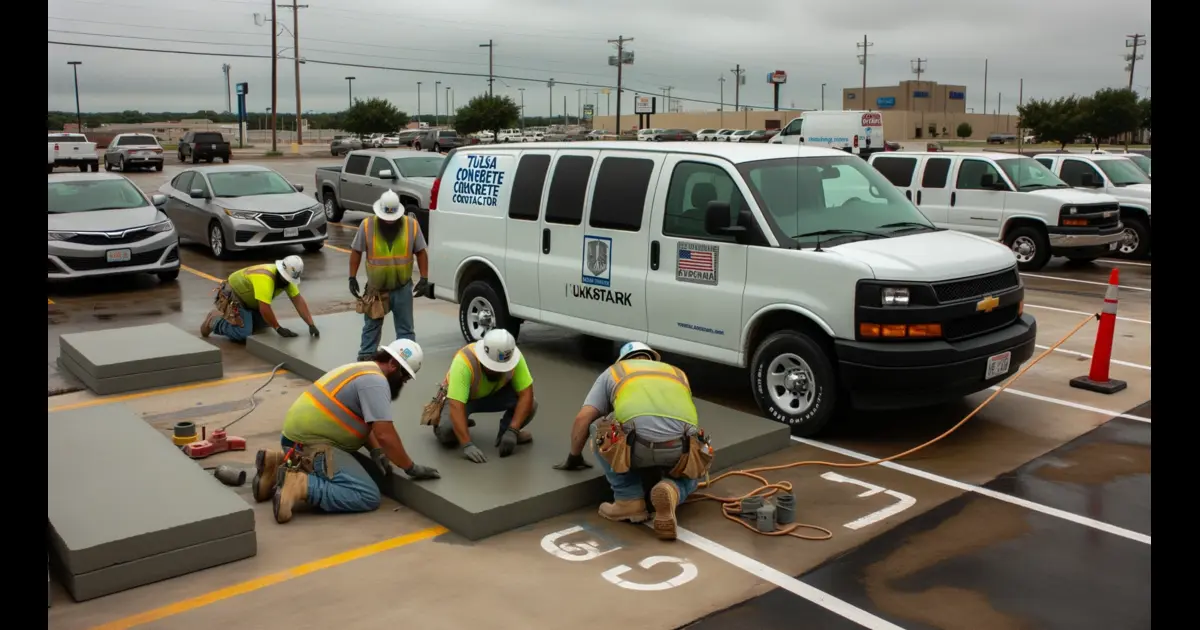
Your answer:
[705,201,739,236]
[151,194,167,208]
[1080,173,1098,187]
[293,183,305,193]
[980,174,996,188]
[378,169,396,180]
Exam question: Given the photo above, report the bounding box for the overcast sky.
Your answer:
[47,0,1151,117]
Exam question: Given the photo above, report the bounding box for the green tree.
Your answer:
[955,122,973,141]
[454,94,520,137]
[342,98,408,137]
[1080,88,1140,148]
[1018,96,1087,149]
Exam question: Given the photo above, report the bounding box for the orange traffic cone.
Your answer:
[1069,268,1128,394]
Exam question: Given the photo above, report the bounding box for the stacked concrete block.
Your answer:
[58,323,222,395]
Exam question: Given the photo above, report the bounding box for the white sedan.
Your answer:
[713,129,737,142]
[726,129,755,143]
[636,128,664,142]
[696,128,721,142]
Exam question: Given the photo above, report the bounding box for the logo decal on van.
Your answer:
[566,283,632,307]
[451,154,505,207]
[582,235,612,287]
[676,242,718,286]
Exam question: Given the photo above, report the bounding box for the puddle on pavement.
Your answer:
[1031,442,1150,485]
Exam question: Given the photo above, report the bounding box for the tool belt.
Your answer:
[420,379,449,426]
[593,417,715,480]
[213,282,246,327]
[283,442,338,480]
[593,416,632,474]
[355,289,391,320]
[668,429,715,481]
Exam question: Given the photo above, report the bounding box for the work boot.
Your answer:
[252,449,286,503]
[517,430,533,444]
[598,498,649,523]
[273,468,309,524]
[650,481,680,541]
[200,311,219,338]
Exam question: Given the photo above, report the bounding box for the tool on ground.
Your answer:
[774,493,796,524]
[755,502,777,533]
[183,429,247,459]
[213,465,246,487]
[689,309,1100,542]
[1070,268,1128,394]
[172,421,198,447]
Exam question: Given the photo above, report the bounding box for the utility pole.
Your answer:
[222,64,232,114]
[270,1,277,152]
[982,59,988,122]
[563,95,568,125]
[435,80,441,126]
[278,1,308,146]
[67,61,83,132]
[479,40,494,96]
[730,65,744,113]
[718,76,725,125]
[1125,34,1145,90]
[857,35,872,110]
[518,87,525,130]
[344,76,355,109]
[416,81,422,126]
[821,83,826,111]
[659,86,674,113]
[1018,78,1024,153]
[911,58,927,134]
[547,79,555,125]
[607,35,633,136]
[446,85,452,125]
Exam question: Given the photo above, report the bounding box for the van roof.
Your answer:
[1032,152,1128,162]
[450,141,849,164]
[878,150,1025,161]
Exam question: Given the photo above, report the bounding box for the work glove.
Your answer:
[552,453,593,471]
[309,324,320,338]
[404,463,441,480]
[369,447,391,476]
[497,427,521,457]
[413,278,431,298]
[462,442,488,464]
[276,326,299,338]
[349,277,361,298]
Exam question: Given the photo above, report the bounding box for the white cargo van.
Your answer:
[427,143,1037,435]
[1033,153,1151,259]
[869,151,1125,270]
[769,111,885,157]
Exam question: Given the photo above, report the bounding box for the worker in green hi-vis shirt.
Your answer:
[202,254,319,342]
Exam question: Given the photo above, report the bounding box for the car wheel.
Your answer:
[117,156,127,172]
[322,192,345,223]
[750,330,838,437]
[413,143,421,152]
[208,221,231,260]
[458,279,520,343]
[179,151,185,161]
[1004,226,1051,271]
[190,152,198,164]
[1116,215,1150,259]
[47,164,54,174]
[155,163,164,172]
[90,162,100,172]
[78,164,88,173]
[303,241,324,253]
[157,269,180,282]
[433,144,441,153]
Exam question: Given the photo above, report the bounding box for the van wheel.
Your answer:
[750,330,837,437]
[1004,226,1050,271]
[1116,216,1150,259]
[322,192,345,223]
[459,280,520,343]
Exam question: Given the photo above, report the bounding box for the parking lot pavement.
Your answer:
[48,156,1150,629]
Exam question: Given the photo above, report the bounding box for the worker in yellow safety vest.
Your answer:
[433,328,538,463]
[348,190,431,361]
[202,255,319,342]
[554,341,703,541]
[257,338,441,524]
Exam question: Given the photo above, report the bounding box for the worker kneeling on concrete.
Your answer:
[202,255,320,342]
[554,342,713,541]
[255,339,441,524]
[348,190,431,361]
[423,329,537,463]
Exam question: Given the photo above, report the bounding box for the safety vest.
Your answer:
[281,362,384,452]
[609,360,699,426]
[449,344,512,401]
[362,215,417,291]
[227,263,278,310]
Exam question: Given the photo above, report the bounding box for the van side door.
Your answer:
[504,150,554,320]
[948,157,1007,239]
[536,150,602,330]
[915,156,953,227]
[870,155,919,204]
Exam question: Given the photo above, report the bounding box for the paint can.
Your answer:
[172,421,198,447]
[740,496,764,517]
[755,502,777,533]
[775,493,796,524]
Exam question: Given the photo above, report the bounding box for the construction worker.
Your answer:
[202,255,319,342]
[255,338,442,524]
[433,328,537,463]
[349,190,431,361]
[554,342,701,541]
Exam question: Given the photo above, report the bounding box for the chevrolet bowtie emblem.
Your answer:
[976,295,1000,313]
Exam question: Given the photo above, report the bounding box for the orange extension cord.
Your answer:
[686,311,1099,541]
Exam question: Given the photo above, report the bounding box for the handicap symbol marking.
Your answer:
[601,556,699,591]
[540,525,700,591]
[820,471,917,530]
[540,525,620,562]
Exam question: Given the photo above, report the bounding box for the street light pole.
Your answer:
[548,79,556,124]
[67,61,83,132]
[416,81,422,126]
[446,86,452,126]
[518,87,525,131]
[435,81,441,126]
[821,83,826,110]
[479,40,494,96]
[345,76,355,108]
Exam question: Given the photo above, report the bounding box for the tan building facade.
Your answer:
[842,80,968,116]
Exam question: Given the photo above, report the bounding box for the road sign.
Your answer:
[634,96,655,114]
[583,104,594,120]
[767,70,787,84]
[236,82,248,95]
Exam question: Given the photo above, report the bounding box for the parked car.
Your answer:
[725,129,755,143]
[636,128,664,141]
[331,135,363,156]
[314,150,443,238]
[48,172,180,282]
[414,129,465,153]
[367,133,385,148]
[178,131,231,164]
[427,142,1037,436]
[381,135,401,148]
[397,130,422,147]
[695,128,720,142]
[1113,152,1151,178]
[651,129,697,141]
[104,133,165,173]
[869,151,1124,269]
[1033,153,1151,259]
[48,133,100,173]
[713,129,736,142]
[497,129,524,143]
[157,165,325,259]
[523,130,545,142]
[741,129,779,143]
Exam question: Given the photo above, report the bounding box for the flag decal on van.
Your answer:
[582,235,612,287]
[676,242,718,286]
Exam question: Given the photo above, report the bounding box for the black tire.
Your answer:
[104,157,113,171]
[433,144,441,153]
[89,162,99,172]
[413,143,422,152]
[221,156,230,163]
[1004,226,1051,271]
[1115,215,1150,259]
[190,152,198,164]
[208,221,231,260]
[322,190,345,223]
[47,164,54,174]
[750,330,838,437]
[303,241,324,253]
[118,156,127,173]
[458,279,520,343]
[157,269,180,282]
[154,163,164,172]
[78,164,88,173]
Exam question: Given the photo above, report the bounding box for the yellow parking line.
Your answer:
[326,244,352,254]
[90,525,448,629]
[182,265,222,283]
[48,369,291,412]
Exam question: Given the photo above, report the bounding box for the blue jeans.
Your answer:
[280,436,381,514]
[358,282,415,360]
[212,305,266,342]
[589,425,699,502]
[435,385,538,446]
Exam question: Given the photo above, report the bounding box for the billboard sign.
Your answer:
[948,90,965,100]
[583,104,594,120]
[236,82,248,95]
[634,96,655,114]
[767,70,788,84]
[876,96,896,109]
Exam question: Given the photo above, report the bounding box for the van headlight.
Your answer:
[882,287,910,306]
[147,220,173,233]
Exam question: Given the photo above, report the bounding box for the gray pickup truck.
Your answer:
[314,149,445,236]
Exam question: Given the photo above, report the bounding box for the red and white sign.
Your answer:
[768,70,788,84]
[861,113,883,127]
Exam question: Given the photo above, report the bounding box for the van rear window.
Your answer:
[871,156,917,187]
[589,157,654,232]
[545,156,594,225]
[509,154,551,221]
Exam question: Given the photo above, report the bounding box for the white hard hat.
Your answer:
[381,338,422,379]
[618,341,660,362]
[275,255,304,285]
[474,329,521,372]
[372,189,403,221]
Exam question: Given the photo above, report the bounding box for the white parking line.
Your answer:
[1036,344,1151,371]
[993,387,1151,423]
[1025,303,1150,325]
[1097,259,1152,267]
[1022,273,1151,292]
[791,437,1151,546]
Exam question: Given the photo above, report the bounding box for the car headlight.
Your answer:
[48,231,77,241]
[223,208,260,220]
[307,204,323,218]
[881,287,910,306]
[146,220,173,233]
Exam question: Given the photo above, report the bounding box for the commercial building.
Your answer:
[842,80,967,116]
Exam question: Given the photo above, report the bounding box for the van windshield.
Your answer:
[737,156,935,247]
[997,157,1069,190]
[1096,158,1150,186]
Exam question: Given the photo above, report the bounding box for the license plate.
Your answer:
[283,227,299,238]
[985,351,1012,379]
[106,248,132,263]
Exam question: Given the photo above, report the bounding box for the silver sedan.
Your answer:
[157,165,327,259]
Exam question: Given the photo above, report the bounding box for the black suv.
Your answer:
[179,131,232,163]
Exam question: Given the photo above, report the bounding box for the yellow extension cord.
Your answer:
[686,311,1100,541]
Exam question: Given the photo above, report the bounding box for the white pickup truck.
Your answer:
[1033,153,1151,259]
[48,133,100,174]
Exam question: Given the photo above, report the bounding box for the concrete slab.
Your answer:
[47,405,256,600]
[57,353,224,396]
[247,312,791,540]
[59,323,222,378]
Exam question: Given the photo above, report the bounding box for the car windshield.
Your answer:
[393,156,444,178]
[207,170,296,197]
[997,157,1069,190]
[117,135,158,146]
[48,179,147,214]
[1097,158,1150,186]
[1124,154,1151,176]
[734,130,752,135]
[738,156,934,247]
